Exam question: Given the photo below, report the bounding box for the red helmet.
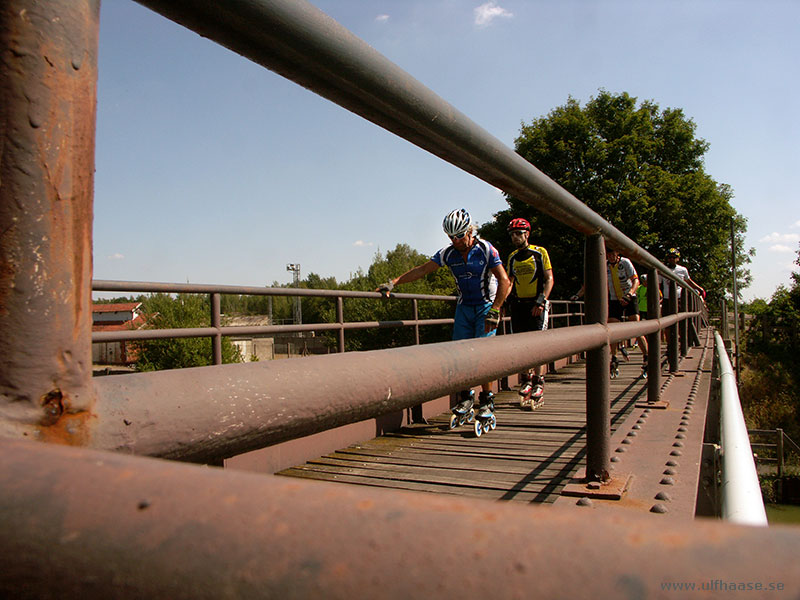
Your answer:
[507,217,531,232]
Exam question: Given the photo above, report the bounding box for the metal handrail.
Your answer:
[715,331,768,526]
[91,279,582,351]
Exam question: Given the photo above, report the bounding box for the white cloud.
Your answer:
[107,253,125,260]
[759,232,800,244]
[353,240,374,247]
[474,2,513,27]
[792,220,800,229]
[375,14,389,23]
[768,244,795,253]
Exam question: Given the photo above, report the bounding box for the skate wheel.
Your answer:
[449,413,458,429]
[490,415,497,430]
[474,420,483,437]
[458,414,466,426]
[467,408,475,423]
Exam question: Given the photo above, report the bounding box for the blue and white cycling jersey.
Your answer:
[431,238,502,306]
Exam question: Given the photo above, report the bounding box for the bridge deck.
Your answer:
[279,328,714,517]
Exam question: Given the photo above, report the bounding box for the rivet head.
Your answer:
[663,468,676,475]
[666,460,678,467]
[655,491,671,501]
[650,503,669,513]
[577,497,593,507]
[660,476,675,485]
[670,450,682,456]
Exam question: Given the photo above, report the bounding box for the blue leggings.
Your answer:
[452,302,496,341]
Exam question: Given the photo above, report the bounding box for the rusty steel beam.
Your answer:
[0,0,99,441]
[2,437,799,598]
[89,318,691,463]
[90,323,612,462]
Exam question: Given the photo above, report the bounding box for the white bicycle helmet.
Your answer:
[442,208,472,237]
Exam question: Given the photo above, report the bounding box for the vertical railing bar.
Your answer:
[412,299,420,346]
[584,234,610,482]
[646,268,661,404]
[668,280,679,372]
[211,292,222,365]
[337,296,345,353]
[679,288,688,357]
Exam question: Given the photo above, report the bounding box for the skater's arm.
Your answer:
[490,264,511,311]
[532,268,554,317]
[685,275,705,300]
[484,265,511,333]
[376,260,439,292]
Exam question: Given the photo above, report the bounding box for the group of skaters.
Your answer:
[377,208,704,423]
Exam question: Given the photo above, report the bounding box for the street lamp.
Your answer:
[286,263,302,325]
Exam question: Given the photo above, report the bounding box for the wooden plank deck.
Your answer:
[278,353,651,504]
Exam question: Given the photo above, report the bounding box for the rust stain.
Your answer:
[37,388,92,446]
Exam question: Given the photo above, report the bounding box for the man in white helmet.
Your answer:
[378,208,511,427]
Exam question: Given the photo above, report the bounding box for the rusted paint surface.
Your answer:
[0,0,99,439]
[1,437,799,598]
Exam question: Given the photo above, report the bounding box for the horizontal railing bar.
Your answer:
[3,437,798,598]
[89,316,691,463]
[715,331,768,526]
[92,279,457,302]
[92,319,456,343]
[131,0,698,296]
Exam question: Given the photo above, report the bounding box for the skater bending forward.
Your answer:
[377,208,511,419]
[505,218,554,409]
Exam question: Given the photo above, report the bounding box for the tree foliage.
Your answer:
[479,91,752,304]
[134,293,241,371]
[336,244,456,351]
[740,245,800,442]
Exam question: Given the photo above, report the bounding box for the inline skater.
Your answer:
[505,218,554,409]
[377,208,511,434]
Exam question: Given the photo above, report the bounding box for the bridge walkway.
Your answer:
[279,328,713,516]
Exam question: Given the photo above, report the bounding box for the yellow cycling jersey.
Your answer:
[506,244,552,299]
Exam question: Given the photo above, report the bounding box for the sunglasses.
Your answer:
[450,232,468,240]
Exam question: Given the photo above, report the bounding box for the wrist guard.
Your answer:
[535,293,546,307]
[485,308,501,328]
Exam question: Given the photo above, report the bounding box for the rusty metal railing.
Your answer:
[92,279,583,360]
[3,1,783,596]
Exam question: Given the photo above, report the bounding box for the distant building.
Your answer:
[222,315,275,362]
[92,302,147,365]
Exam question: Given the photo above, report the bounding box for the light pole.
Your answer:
[286,263,302,325]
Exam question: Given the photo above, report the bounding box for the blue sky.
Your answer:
[94,0,799,301]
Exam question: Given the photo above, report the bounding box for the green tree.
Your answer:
[740,244,800,442]
[339,244,456,351]
[134,293,242,371]
[480,91,752,303]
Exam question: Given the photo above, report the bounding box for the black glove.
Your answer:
[377,280,394,298]
[485,308,501,329]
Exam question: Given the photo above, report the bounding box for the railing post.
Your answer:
[668,280,679,372]
[721,298,729,340]
[646,268,661,404]
[679,288,688,357]
[584,235,610,482]
[337,297,345,353]
[211,293,222,365]
[0,0,99,440]
[412,299,421,346]
[777,428,784,481]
